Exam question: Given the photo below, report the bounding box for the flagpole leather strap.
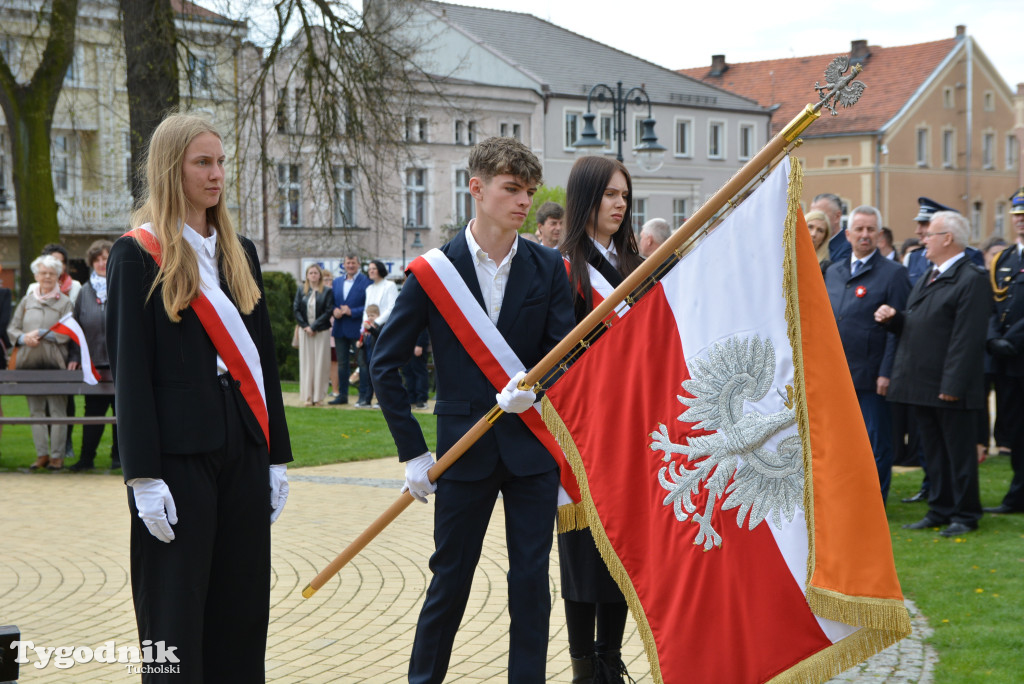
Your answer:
[126,227,271,449]
[408,249,580,501]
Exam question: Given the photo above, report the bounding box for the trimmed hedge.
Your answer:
[262,270,299,381]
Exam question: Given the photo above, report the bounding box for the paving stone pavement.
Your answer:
[0,459,935,682]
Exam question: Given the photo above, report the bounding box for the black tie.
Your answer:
[928,267,940,284]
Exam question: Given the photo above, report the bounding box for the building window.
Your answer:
[970,201,982,241]
[825,156,851,168]
[943,87,954,109]
[455,120,464,145]
[187,53,213,93]
[332,165,355,228]
[995,202,1006,238]
[405,168,427,227]
[673,198,688,227]
[64,45,81,85]
[631,197,647,233]
[512,123,521,141]
[294,88,307,132]
[739,123,754,161]
[467,121,476,145]
[982,132,995,169]
[406,117,428,143]
[633,116,645,147]
[916,128,928,167]
[942,129,955,168]
[276,89,289,133]
[983,91,995,112]
[455,169,474,226]
[1006,136,1018,171]
[600,114,614,153]
[708,121,724,159]
[52,135,69,193]
[674,118,693,157]
[500,123,507,137]
[564,110,582,150]
[278,164,301,227]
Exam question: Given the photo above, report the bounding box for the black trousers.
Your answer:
[913,405,982,526]
[128,376,271,683]
[995,375,1024,510]
[409,462,558,684]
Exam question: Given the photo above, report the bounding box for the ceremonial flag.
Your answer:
[50,313,100,385]
[542,157,910,683]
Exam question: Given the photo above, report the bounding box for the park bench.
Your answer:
[0,369,115,425]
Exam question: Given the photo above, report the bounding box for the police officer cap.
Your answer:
[913,196,958,222]
[1010,187,1024,215]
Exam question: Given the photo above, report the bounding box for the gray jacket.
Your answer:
[8,292,73,369]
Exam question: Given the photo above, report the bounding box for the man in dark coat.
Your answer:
[984,188,1024,515]
[328,255,370,404]
[825,205,911,502]
[876,211,990,536]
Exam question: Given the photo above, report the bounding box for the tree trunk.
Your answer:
[120,0,179,206]
[0,0,79,292]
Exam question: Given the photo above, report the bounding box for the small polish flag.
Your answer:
[50,313,100,385]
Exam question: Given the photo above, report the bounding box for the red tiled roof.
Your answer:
[170,0,228,21]
[679,38,960,137]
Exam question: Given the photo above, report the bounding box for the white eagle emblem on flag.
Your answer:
[651,335,804,550]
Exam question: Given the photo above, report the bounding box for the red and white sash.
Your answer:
[562,257,630,319]
[126,227,270,448]
[50,314,101,385]
[408,248,580,501]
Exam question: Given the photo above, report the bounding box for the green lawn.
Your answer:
[2,389,1021,682]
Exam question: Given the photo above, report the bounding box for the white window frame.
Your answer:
[512,123,522,141]
[405,168,427,228]
[454,120,465,145]
[943,87,954,109]
[942,128,955,168]
[633,114,645,149]
[454,169,474,226]
[332,165,355,228]
[564,109,583,151]
[499,122,508,137]
[631,197,647,234]
[707,120,725,160]
[738,122,755,161]
[1006,135,1018,171]
[995,202,1006,238]
[673,116,693,158]
[982,131,995,169]
[52,134,71,194]
[983,91,995,112]
[406,117,428,143]
[916,127,929,167]
[278,163,301,228]
[276,89,290,133]
[187,52,214,96]
[970,201,983,241]
[599,112,614,154]
[672,198,688,227]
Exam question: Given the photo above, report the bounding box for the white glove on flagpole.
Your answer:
[129,478,178,543]
[496,370,536,414]
[402,452,436,503]
[557,485,574,507]
[269,464,289,523]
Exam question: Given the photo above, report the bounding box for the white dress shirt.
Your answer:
[181,223,227,374]
[591,236,619,269]
[465,220,517,325]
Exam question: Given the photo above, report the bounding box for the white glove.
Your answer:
[496,370,536,414]
[402,452,436,503]
[269,464,289,524]
[130,478,178,543]
[557,485,574,507]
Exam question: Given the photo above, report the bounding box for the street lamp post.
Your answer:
[572,81,666,172]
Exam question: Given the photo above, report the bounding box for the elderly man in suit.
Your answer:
[371,137,574,683]
[328,254,370,405]
[985,188,1024,515]
[825,205,911,502]
[876,211,990,537]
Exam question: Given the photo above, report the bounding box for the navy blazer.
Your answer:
[988,245,1024,377]
[825,252,911,391]
[828,229,851,263]
[370,231,574,481]
[886,256,989,409]
[331,272,370,339]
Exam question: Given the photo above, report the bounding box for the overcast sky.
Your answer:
[437,0,1023,90]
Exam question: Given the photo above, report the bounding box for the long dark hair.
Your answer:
[560,156,642,311]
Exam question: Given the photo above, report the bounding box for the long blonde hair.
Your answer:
[302,264,326,294]
[804,209,832,264]
[130,112,260,321]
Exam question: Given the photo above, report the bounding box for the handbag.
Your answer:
[5,344,15,370]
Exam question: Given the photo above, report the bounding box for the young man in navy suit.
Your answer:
[329,255,370,404]
[371,137,574,683]
[825,205,911,502]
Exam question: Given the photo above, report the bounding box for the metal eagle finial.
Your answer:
[813,56,866,115]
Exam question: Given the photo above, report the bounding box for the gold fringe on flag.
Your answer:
[541,397,665,684]
[557,502,589,533]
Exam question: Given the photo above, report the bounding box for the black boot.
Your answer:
[68,458,94,472]
[571,654,596,684]
[595,651,635,684]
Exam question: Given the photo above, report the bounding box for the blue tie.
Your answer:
[851,260,862,276]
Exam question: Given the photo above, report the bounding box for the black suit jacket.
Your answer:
[293,286,335,332]
[825,252,911,391]
[886,255,989,409]
[988,245,1024,377]
[107,234,292,481]
[370,232,574,481]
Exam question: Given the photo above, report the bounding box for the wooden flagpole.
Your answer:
[302,61,865,599]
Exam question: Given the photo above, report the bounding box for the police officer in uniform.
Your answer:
[984,188,1024,514]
